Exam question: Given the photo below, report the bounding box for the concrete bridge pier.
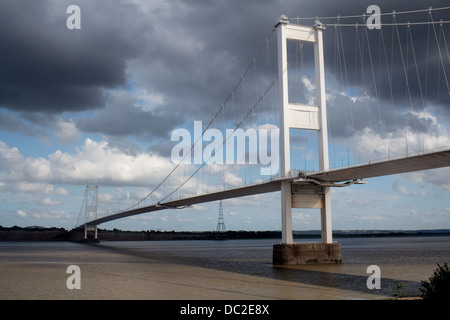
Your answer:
[273,242,342,265]
[70,225,99,243]
[84,224,99,243]
[273,182,342,265]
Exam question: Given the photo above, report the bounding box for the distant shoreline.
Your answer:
[1,225,450,242]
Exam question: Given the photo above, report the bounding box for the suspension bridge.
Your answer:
[73,7,450,264]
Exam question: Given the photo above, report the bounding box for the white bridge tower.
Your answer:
[274,16,341,264]
[84,185,98,240]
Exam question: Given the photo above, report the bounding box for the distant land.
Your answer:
[1,225,450,242]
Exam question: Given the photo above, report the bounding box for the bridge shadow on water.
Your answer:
[270,265,419,298]
[88,241,422,299]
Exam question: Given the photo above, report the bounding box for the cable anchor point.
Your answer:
[314,19,326,30]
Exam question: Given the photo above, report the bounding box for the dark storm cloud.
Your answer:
[0,110,49,138]
[0,0,149,113]
[282,0,450,139]
[126,1,281,122]
[0,0,448,143]
[76,90,185,140]
[322,1,450,107]
[126,0,450,141]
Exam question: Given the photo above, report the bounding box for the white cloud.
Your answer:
[55,187,69,195]
[292,212,313,222]
[55,119,82,145]
[132,88,165,111]
[28,209,71,220]
[15,182,56,194]
[351,125,450,163]
[0,141,23,172]
[0,138,175,187]
[41,198,60,206]
[356,215,391,223]
[222,172,242,186]
[227,211,239,216]
[393,181,410,196]
[401,168,450,191]
[344,198,373,206]
[2,181,68,196]
[45,209,71,219]
[16,210,27,218]
[192,205,208,212]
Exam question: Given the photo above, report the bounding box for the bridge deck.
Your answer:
[82,148,450,227]
[308,148,450,182]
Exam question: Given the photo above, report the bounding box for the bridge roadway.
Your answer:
[80,148,450,228]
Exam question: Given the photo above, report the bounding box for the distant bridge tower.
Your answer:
[215,200,227,239]
[84,185,98,240]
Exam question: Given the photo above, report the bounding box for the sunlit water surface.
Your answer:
[1,236,449,300]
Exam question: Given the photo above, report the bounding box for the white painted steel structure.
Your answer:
[84,186,98,239]
[277,17,331,244]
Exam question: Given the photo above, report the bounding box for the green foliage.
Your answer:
[393,283,404,298]
[419,262,450,300]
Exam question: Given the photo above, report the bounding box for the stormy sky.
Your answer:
[0,0,449,231]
